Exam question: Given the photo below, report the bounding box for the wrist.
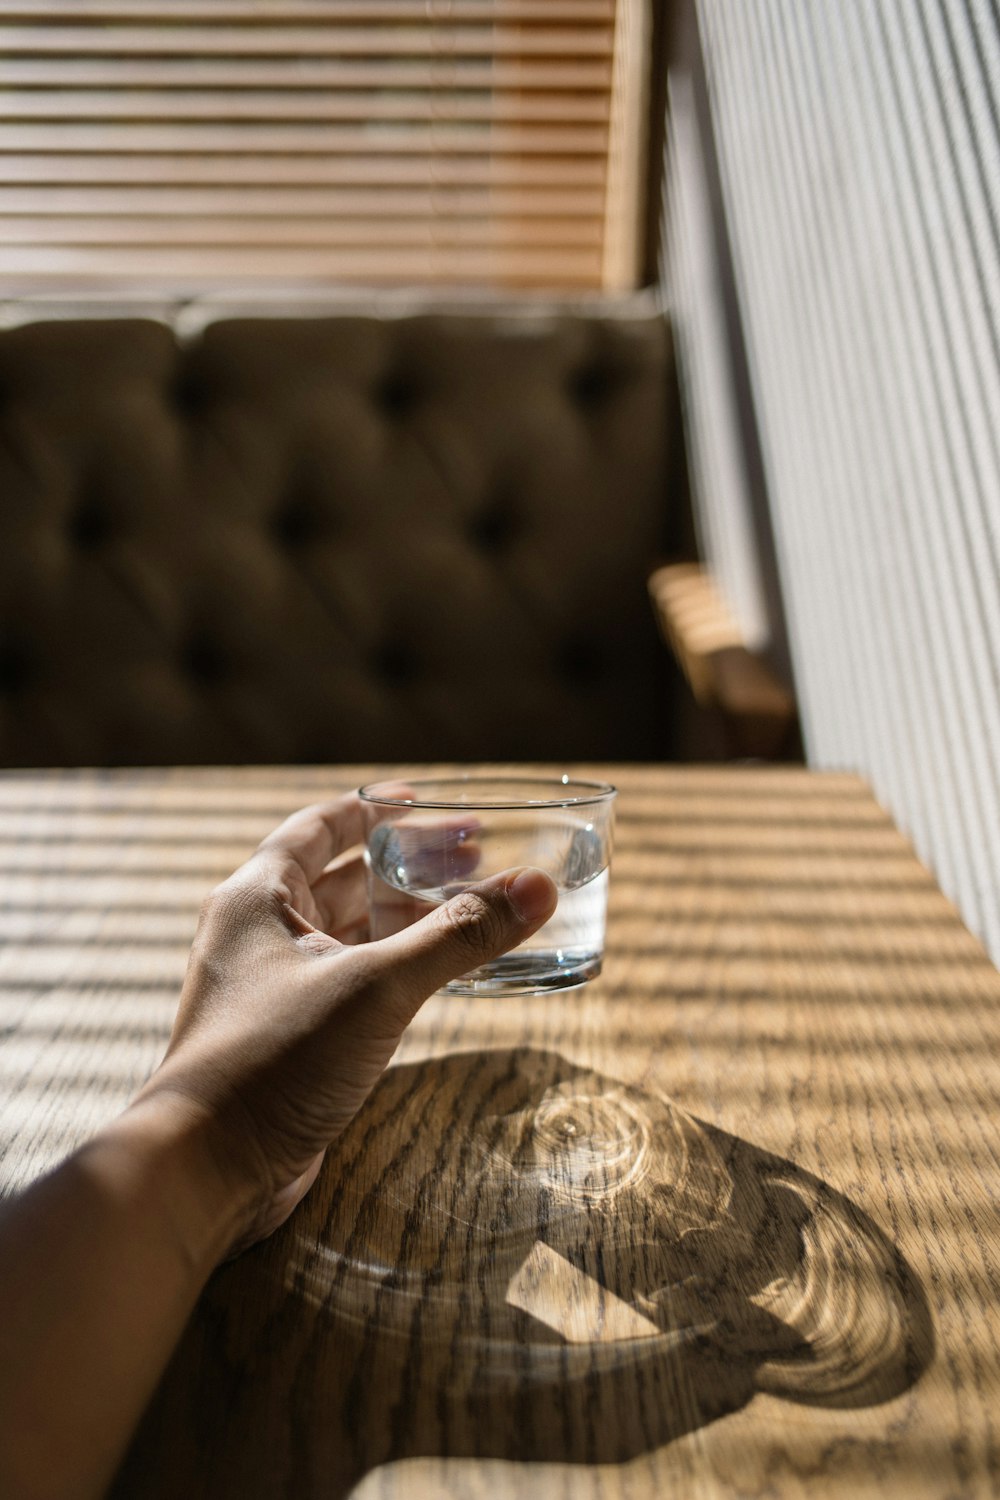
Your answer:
[90,1090,257,1276]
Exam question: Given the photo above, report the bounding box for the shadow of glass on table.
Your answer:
[113,1049,933,1500]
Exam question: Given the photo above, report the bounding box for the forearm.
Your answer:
[0,1097,245,1500]
[0,800,555,1498]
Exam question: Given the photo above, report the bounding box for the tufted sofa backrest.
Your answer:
[0,312,673,767]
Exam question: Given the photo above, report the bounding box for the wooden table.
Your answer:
[1,765,998,1499]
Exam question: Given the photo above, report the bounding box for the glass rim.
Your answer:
[358,774,617,810]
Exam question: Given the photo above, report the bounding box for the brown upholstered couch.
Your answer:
[0,308,676,767]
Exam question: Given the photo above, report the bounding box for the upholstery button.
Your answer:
[374,370,420,419]
[67,500,112,551]
[557,636,602,685]
[469,498,518,553]
[0,642,33,695]
[568,362,616,408]
[181,635,228,685]
[373,640,419,686]
[272,498,323,548]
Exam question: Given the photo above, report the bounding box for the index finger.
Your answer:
[256,794,363,884]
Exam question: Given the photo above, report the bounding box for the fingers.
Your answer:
[366,827,481,940]
[309,838,479,942]
[360,867,557,1023]
[366,888,436,940]
[256,795,363,884]
[369,816,482,893]
[310,850,368,937]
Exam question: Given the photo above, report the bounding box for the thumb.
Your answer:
[363,867,557,1019]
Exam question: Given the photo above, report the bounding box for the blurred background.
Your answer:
[0,0,997,962]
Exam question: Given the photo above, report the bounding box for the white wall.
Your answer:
[668,0,1000,961]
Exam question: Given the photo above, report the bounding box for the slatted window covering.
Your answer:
[0,0,651,292]
[667,0,1000,963]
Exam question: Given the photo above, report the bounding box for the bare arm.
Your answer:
[0,795,556,1500]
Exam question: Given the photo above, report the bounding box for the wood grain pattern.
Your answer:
[0,765,998,1498]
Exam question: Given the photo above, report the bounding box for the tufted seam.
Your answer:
[0,311,672,766]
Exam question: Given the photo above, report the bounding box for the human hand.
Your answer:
[133,794,557,1257]
[0,794,556,1500]
[365,810,484,937]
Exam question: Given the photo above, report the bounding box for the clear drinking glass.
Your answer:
[358,776,616,997]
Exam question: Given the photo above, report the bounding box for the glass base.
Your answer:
[443,950,603,998]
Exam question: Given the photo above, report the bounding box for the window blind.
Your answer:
[0,0,650,292]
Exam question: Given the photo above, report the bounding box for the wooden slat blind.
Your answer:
[0,0,650,291]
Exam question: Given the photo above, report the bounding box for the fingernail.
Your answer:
[506,868,557,923]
